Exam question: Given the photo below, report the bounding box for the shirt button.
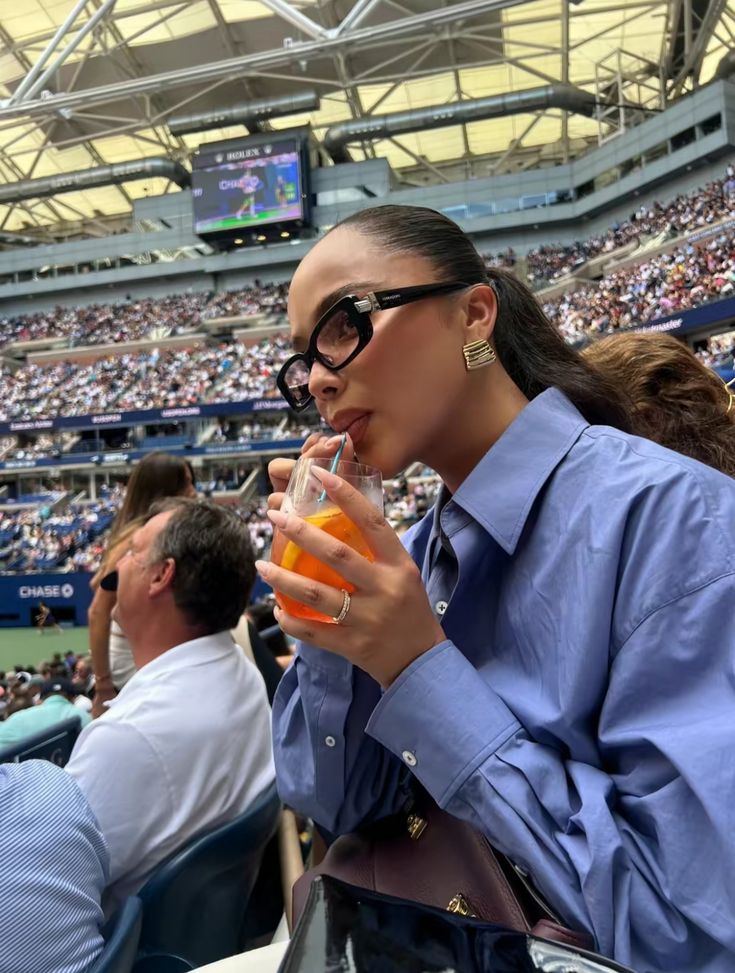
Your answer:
[325,735,336,748]
[402,750,417,767]
[434,600,448,616]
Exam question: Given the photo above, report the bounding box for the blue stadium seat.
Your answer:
[133,781,281,972]
[0,716,82,766]
[89,897,143,973]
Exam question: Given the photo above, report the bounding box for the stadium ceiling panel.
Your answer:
[0,0,730,236]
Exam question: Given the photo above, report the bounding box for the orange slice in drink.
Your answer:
[272,507,373,623]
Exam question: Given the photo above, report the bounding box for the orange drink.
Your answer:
[270,456,383,623]
[272,507,374,622]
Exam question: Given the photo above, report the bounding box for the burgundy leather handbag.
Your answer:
[292,798,593,951]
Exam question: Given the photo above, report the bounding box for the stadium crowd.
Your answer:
[0,293,202,349]
[0,281,288,350]
[0,497,117,573]
[526,169,735,286]
[212,416,319,444]
[697,328,735,370]
[0,335,293,421]
[200,280,288,319]
[544,226,735,343]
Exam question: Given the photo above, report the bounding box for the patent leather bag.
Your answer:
[282,874,634,973]
[292,797,593,951]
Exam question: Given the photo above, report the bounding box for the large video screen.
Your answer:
[192,137,305,235]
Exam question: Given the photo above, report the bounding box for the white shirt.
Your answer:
[66,631,275,914]
[108,618,256,691]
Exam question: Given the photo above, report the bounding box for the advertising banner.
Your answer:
[0,572,90,628]
[0,438,306,472]
[0,397,290,436]
[632,295,735,338]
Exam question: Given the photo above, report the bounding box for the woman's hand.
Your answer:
[255,467,445,688]
[267,432,355,511]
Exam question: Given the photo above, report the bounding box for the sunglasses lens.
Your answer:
[282,359,311,408]
[315,307,360,367]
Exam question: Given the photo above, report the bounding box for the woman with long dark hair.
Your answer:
[257,205,735,973]
[88,452,196,717]
[583,331,735,476]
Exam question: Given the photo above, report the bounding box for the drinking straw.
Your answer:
[318,432,347,503]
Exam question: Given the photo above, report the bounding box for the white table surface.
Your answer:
[193,941,288,973]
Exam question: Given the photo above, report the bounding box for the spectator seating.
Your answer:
[698,329,735,370]
[0,283,288,351]
[90,897,143,973]
[133,780,281,972]
[0,715,82,766]
[544,226,735,344]
[0,336,293,422]
[0,500,117,573]
[0,495,279,576]
[526,174,732,287]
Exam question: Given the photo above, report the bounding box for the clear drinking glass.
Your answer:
[270,457,383,623]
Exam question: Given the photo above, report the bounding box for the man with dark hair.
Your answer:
[66,499,274,914]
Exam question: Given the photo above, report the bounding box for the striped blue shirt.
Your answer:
[0,760,109,973]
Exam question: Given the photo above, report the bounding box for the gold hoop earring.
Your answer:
[463,339,496,371]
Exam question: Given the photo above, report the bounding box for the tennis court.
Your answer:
[196,204,302,232]
[0,626,89,674]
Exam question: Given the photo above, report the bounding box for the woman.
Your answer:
[583,331,735,476]
[88,452,196,718]
[257,205,735,973]
[36,601,61,635]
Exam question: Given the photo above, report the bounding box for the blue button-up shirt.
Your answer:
[0,759,109,973]
[274,388,735,973]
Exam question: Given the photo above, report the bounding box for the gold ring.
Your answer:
[332,589,352,625]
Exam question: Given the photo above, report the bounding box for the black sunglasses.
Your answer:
[276,281,471,411]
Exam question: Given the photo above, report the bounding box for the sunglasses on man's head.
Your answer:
[276,281,471,411]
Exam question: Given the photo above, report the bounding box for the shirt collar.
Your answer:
[451,388,589,555]
[109,630,236,706]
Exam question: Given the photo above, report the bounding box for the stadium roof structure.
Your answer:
[0,0,731,239]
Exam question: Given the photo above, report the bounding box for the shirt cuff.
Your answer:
[365,641,520,807]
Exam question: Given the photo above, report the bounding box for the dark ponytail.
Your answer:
[335,205,632,432]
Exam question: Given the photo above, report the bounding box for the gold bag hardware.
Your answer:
[447,893,477,917]
[407,813,427,840]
